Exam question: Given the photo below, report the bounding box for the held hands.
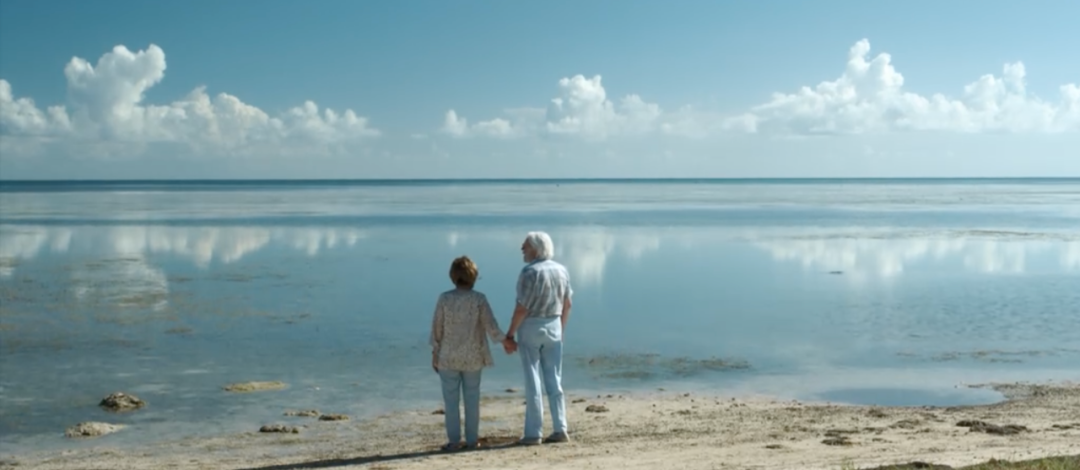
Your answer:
[502,336,518,355]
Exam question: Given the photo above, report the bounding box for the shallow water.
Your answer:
[1,179,1078,453]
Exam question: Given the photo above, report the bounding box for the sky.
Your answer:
[1,0,1078,179]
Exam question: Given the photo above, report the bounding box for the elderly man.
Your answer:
[503,231,573,445]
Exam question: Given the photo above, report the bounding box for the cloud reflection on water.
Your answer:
[446,228,663,287]
[756,237,1076,279]
[443,227,1077,287]
[0,226,365,274]
[0,226,365,311]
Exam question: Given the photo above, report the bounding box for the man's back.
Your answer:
[516,259,573,318]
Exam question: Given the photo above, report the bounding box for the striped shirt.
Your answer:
[516,259,574,318]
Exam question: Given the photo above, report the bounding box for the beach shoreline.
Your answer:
[4,380,1078,470]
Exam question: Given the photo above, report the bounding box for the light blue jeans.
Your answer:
[517,316,567,439]
[439,369,482,445]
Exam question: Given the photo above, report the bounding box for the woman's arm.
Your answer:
[479,296,505,342]
[429,296,444,371]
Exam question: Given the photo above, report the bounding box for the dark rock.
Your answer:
[822,436,853,446]
[432,409,445,415]
[764,444,783,450]
[585,404,609,413]
[956,420,1028,435]
[505,388,518,393]
[259,424,299,434]
[572,398,587,404]
[867,408,889,418]
[99,392,145,411]
[824,429,859,438]
[890,419,922,430]
[283,410,319,417]
[318,413,349,421]
[861,463,953,470]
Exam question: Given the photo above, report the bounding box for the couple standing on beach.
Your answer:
[429,231,573,451]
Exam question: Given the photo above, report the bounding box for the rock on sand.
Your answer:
[64,422,125,438]
[259,424,300,434]
[99,392,146,411]
[318,414,349,421]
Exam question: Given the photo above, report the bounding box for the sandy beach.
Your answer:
[4,381,1078,470]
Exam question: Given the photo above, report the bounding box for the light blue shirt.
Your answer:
[516,259,573,318]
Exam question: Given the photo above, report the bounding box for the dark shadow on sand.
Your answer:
[236,436,521,470]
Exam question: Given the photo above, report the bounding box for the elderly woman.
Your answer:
[430,256,507,451]
[503,231,574,445]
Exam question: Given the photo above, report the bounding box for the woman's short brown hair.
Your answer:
[449,256,479,288]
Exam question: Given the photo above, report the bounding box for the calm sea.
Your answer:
[1,179,1078,453]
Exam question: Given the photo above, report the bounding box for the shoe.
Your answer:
[544,432,570,444]
[440,442,464,452]
[516,437,542,446]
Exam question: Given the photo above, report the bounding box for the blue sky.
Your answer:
[1,0,1078,179]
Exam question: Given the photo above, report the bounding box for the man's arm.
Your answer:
[507,270,530,340]
[560,295,572,331]
[506,302,528,339]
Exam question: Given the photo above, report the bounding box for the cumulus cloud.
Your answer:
[442,40,1078,141]
[0,44,379,158]
[440,109,521,139]
[544,75,661,139]
[733,39,1080,135]
[442,75,680,141]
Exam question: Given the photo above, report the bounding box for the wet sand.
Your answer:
[4,381,1079,470]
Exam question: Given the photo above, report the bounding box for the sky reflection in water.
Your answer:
[1,181,1078,451]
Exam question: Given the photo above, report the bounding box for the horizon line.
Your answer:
[1,176,1078,184]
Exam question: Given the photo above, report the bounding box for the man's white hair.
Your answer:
[525,231,555,260]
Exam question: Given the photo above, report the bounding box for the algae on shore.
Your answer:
[223,381,288,393]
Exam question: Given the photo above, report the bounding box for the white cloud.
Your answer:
[734,39,1080,135]
[440,109,520,138]
[441,40,1078,142]
[0,44,379,158]
[442,75,670,141]
[544,75,661,139]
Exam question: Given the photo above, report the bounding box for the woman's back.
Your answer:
[431,289,503,371]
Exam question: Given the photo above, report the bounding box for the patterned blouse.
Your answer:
[429,289,506,372]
